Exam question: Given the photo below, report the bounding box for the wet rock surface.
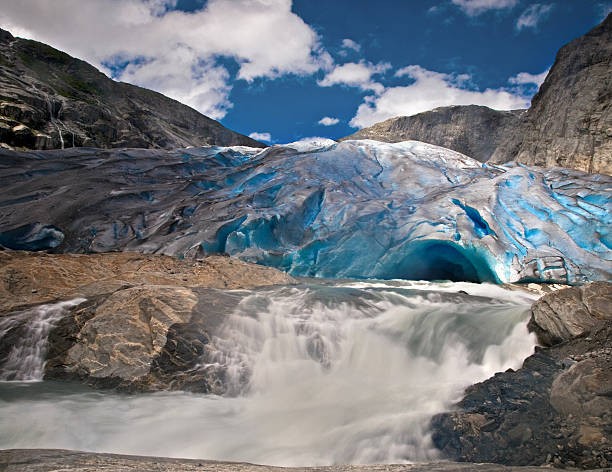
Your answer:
[0,28,263,150]
[43,287,250,393]
[0,251,294,392]
[0,449,591,472]
[431,282,612,469]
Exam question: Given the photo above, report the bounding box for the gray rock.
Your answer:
[528,282,612,347]
[490,14,612,174]
[0,251,294,393]
[0,449,590,472]
[431,283,612,469]
[45,286,247,393]
[550,356,612,420]
[341,105,523,162]
[0,28,264,150]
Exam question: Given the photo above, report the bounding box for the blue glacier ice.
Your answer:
[0,140,609,284]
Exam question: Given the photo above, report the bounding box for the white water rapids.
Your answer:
[0,281,538,466]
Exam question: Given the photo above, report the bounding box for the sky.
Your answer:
[0,0,609,144]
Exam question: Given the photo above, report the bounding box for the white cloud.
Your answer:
[341,38,361,52]
[318,61,391,94]
[597,3,612,21]
[318,116,340,126]
[119,49,233,119]
[451,0,518,16]
[516,4,553,30]
[508,70,549,87]
[248,132,272,142]
[0,0,328,119]
[350,65,530,128]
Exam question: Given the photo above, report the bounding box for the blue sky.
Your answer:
[1,0,609,144]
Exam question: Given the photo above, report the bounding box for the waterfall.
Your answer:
[0,282,536,465]
[0,298,85,381]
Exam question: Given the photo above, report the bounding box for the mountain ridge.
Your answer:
[342,15,611,174]
[489,13,611,174]
[341,105,525,163]
[0,28,264,150]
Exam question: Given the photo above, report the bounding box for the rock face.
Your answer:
[490,14,612,175]
[0,251,294,392]
[341,105,524,163]
[431,282,612,469]
[0,28,264,150]
[528,281,611,346]
[0,251,293,313]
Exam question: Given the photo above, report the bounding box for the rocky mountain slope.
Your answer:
[344,15,611,174]
[341,106,524,163]
[490,14,612,174]
[0,28,263,150]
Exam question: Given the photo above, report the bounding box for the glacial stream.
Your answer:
[0,280,538,466]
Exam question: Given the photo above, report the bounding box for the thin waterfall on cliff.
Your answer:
[0,299,85,381]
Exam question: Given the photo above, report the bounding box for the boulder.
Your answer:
[528,281,611,346]
[0,251,294,392]
[0,251,293,313]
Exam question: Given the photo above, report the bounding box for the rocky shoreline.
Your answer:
[1,449,602,472]
[431,283,611,469]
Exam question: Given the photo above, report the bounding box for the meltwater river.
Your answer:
[0,280,538,466]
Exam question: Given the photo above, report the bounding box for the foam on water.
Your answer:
[0,282,536,466]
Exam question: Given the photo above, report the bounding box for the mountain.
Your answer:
[490,14,611,174]
[341,105,524,163]
[0,141,609,285]
[0,28,264,150]
[343,15,611,175]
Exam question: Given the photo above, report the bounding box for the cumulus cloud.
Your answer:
[341,38,361,52]
[318,61,391,94]
[516,4,553,30]
[350,65,530,128]
[119,50,233,119]
[318,116,340,126]
[451,0,518,16]
[0,0,328,119]
[508,70,549,87]
[248,132,272,142]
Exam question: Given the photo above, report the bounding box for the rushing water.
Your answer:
[0,299,85,381]
[0,281,538,466]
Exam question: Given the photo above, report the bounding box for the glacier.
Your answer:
[0,140,609,284]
